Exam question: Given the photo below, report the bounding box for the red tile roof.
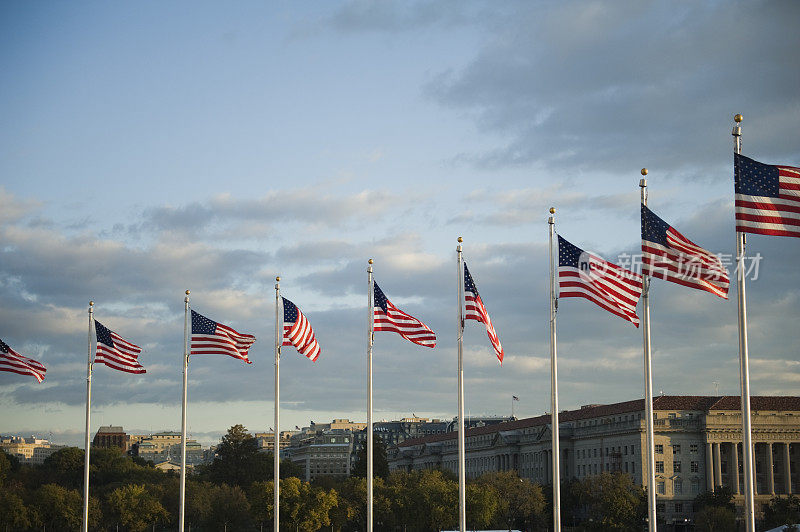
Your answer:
[397,395,800,448]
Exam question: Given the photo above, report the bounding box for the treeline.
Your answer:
[2,424,796,531]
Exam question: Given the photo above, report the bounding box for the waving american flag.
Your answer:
[282,297,321,362]
[735,153,800,238]
[191,310,256,364]
[373,281,436,348]
[463,262,504,364]
[0,339,46,382]
[94,320,146,374]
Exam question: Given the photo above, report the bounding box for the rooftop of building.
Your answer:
[397,395,800,448]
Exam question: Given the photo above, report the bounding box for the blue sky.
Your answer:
[1,1,799,447]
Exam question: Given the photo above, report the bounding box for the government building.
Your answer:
[388,396,800,527]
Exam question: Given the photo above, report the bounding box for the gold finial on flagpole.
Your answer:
[368,259,373,264]
[276,276,280,282]
[89,301,94,308]
[185,290,190,295]
[549,207,555,214]
[641,168,648,176]
[457,237,463,243]
[735,114,743,123]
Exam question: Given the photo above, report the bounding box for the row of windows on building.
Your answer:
[655,443,700,454]
[655,460,700,474]
[656,478,703,496]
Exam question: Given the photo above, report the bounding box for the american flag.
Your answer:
[94,320,146,374]
[282,297,321,362]
[735,153,800,238]
[558,235,643,327]
[191,310,256,364]
[641,205,729,299]
[463,262,504,364]
[373,281,436,348]
[0,339,46,382]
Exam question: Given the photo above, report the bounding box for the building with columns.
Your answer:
[388,396,800,527]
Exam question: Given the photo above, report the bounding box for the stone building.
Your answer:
[389,396,800,527]
[92,426,128,451]
[286,429,354,482]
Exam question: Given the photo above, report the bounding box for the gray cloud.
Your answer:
[423,1,800,177]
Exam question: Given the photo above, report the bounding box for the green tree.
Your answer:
[694,505,736,531]
[201,424,271,487]
[574,472,646,531]
[351,435,389,479]
[763,495,800,530]
[40,446,85,489]
[280,476,338,531]
[206,483,253,530]
[33,483,101,530]
[476,471,545,530]
[693,485,736,513]
[106,483,169,532]
[0,487,31,531]
[466,482,499,530]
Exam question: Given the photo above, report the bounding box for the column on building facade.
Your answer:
[706,442,715,491]
[713,442,722,488]
[766,442,775,495]
[783,443,792,494]
[730,442,739,495]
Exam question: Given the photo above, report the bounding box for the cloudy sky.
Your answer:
[2,1,798,447]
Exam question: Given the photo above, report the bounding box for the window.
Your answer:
[674,461,682,473]
[691,478,701,493]
[669,413,677,419]
[657,503,666,514]
[657,481,665,495]
[674,480,683,495]
[691,461,699,473]
[655,444,664,454]
[673,444,681,455]
[656,461,664,473]
[632,462,635,475]
[625,462,629,472]
[675,502,683,513]
[690,444,698,454]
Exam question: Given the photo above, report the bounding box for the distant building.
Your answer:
[389,395,800,527]
[253,430,296,452]
[131,431,205,466]
[92,426,128,451]
[286,429,354,482]
[0,435,65,465]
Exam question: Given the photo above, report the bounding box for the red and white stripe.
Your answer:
[559,253,643,327]
[374,301,436,348]
[465,291,503,364]
[95,332,146,374]
[642,227,730,299]
[736,165,800,237]
[284,309,321,362]
[192,324,256,364]
[0,343,46,382]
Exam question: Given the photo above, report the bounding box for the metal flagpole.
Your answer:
[81,301,94,532]
[640,170,657,532]
[733,113,756,532]
[456,237,466,532]
[548,208,561,532]
[274,277,281,532]
[179,289,190,532]
[367,259,374,532]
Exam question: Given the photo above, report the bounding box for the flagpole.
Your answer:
[274,277,281,532]
[733,113,756,532]
[640,170,657,532]
[548,208,561,532]
[367,259,374,532]
[179,289,190,532]
[456,237,466,532]
[81,301,94,532]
